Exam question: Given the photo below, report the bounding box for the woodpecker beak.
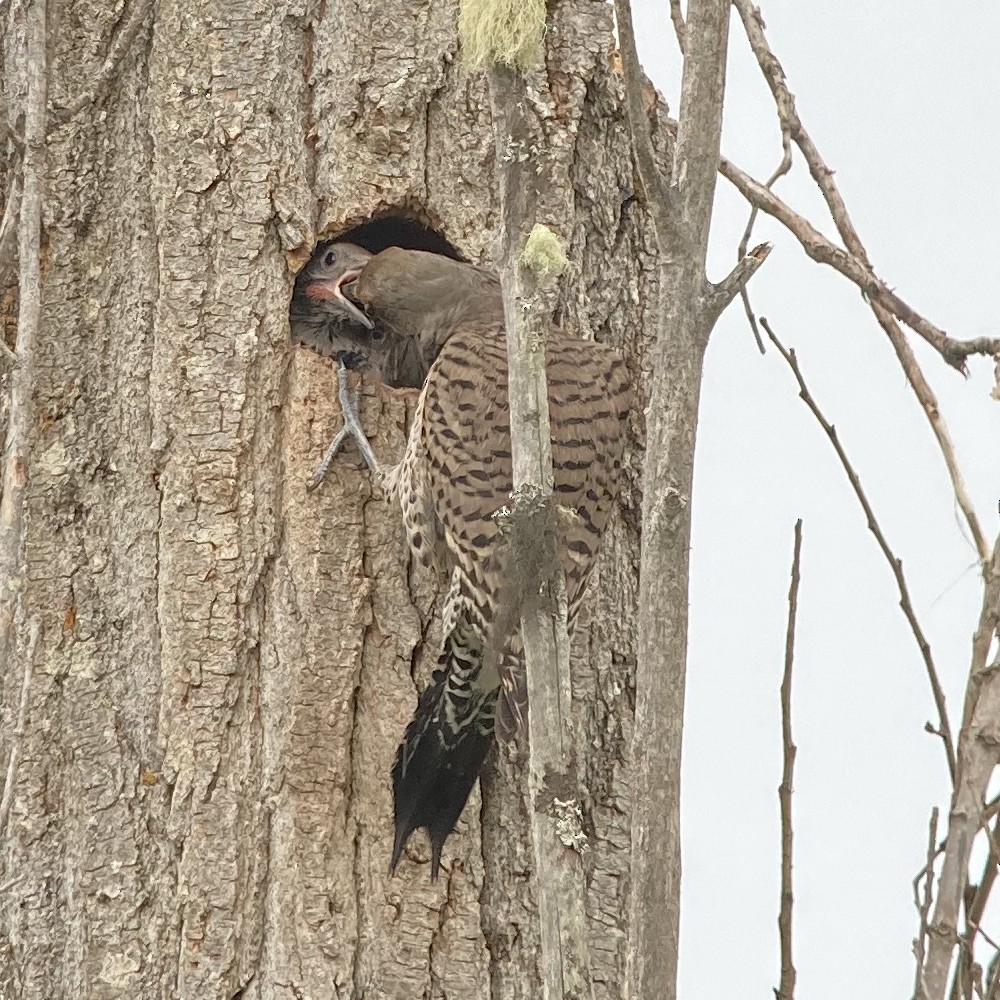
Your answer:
[305,267,374,329]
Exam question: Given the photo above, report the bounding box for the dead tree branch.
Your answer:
[964,813,1000,955]
[668,0,686,54]
[730,0,1000,373]
[612,2,768,999]
[764,312,1000,1000]
[913,808,941,999]
[776,519,801,1000]
[760,318,956,781]
[0,619,40,838]
[0,0,46,683]
[954,811,1000,1000]
[921,540,1000,1000]
[728,0,993,565]
[718,156,1000,379]
[734,99,791,352]
[464,4,594,990]
[488,68,594,997]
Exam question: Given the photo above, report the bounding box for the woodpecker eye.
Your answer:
[323,249,337,266]
[370,326,386,343]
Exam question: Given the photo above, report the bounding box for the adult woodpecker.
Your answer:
[291,241,631,879]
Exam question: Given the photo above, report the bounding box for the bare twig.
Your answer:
[668,0,686,54]
[0,620,40,838]
[50,0,154,124]
[733,0,967,357]
[736,126,791,355]
[730,156,994,566]
[776,519,801,1000]
[732,0,858,242]
[869,300,991,569]
[914,808,941,999]
[0,0,46,680]
[760,317,956,781]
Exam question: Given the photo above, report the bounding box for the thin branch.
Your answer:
[50,0,154,124]
[718,156,1000,375]
[868,299,992,569]
[732,0,858,243]
[760,317,956,781]
[0,619,40,838]
[776,519,801,1000]
[0,0,46,681]
[736,117,792,355]
[731,152,996,567]
[914,808,941,1000]
[668,0,687,54]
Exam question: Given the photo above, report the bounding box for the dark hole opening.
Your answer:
[331,212,464,260]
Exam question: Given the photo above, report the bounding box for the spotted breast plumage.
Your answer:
[290,242,632,879]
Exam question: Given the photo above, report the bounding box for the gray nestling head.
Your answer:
[290,241,375,361]
[290,241,426,388]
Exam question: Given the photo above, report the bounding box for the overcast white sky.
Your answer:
[632,2,1000,997]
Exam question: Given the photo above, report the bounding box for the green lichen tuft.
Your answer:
[458,0,546,71]
[519,224,570,282]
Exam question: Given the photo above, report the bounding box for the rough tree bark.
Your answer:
[0,1,653,997]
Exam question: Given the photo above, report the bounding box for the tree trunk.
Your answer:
[0,1,654,997]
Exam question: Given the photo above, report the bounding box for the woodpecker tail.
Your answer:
[390,619,498,880]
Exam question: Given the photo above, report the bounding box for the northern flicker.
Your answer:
[291,243,631,879]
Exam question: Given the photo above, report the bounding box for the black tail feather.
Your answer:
[390,626,497,880]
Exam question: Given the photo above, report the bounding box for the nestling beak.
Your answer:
[306,267,374,329]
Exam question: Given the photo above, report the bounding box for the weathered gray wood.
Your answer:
[614,1,767,998]
[487,59,595,999]
[0,0,44,685]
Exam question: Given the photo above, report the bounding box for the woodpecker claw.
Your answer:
[308,360,381,490]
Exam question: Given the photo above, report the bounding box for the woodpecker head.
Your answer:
[290,241,427,388]
[346,246,504,382]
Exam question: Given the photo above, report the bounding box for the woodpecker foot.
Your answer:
[308,361,380,491]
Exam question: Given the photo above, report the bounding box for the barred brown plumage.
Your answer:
[290,242,632,879]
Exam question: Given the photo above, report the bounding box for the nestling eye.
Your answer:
[370,326,386,343]
[324,249,337,266]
